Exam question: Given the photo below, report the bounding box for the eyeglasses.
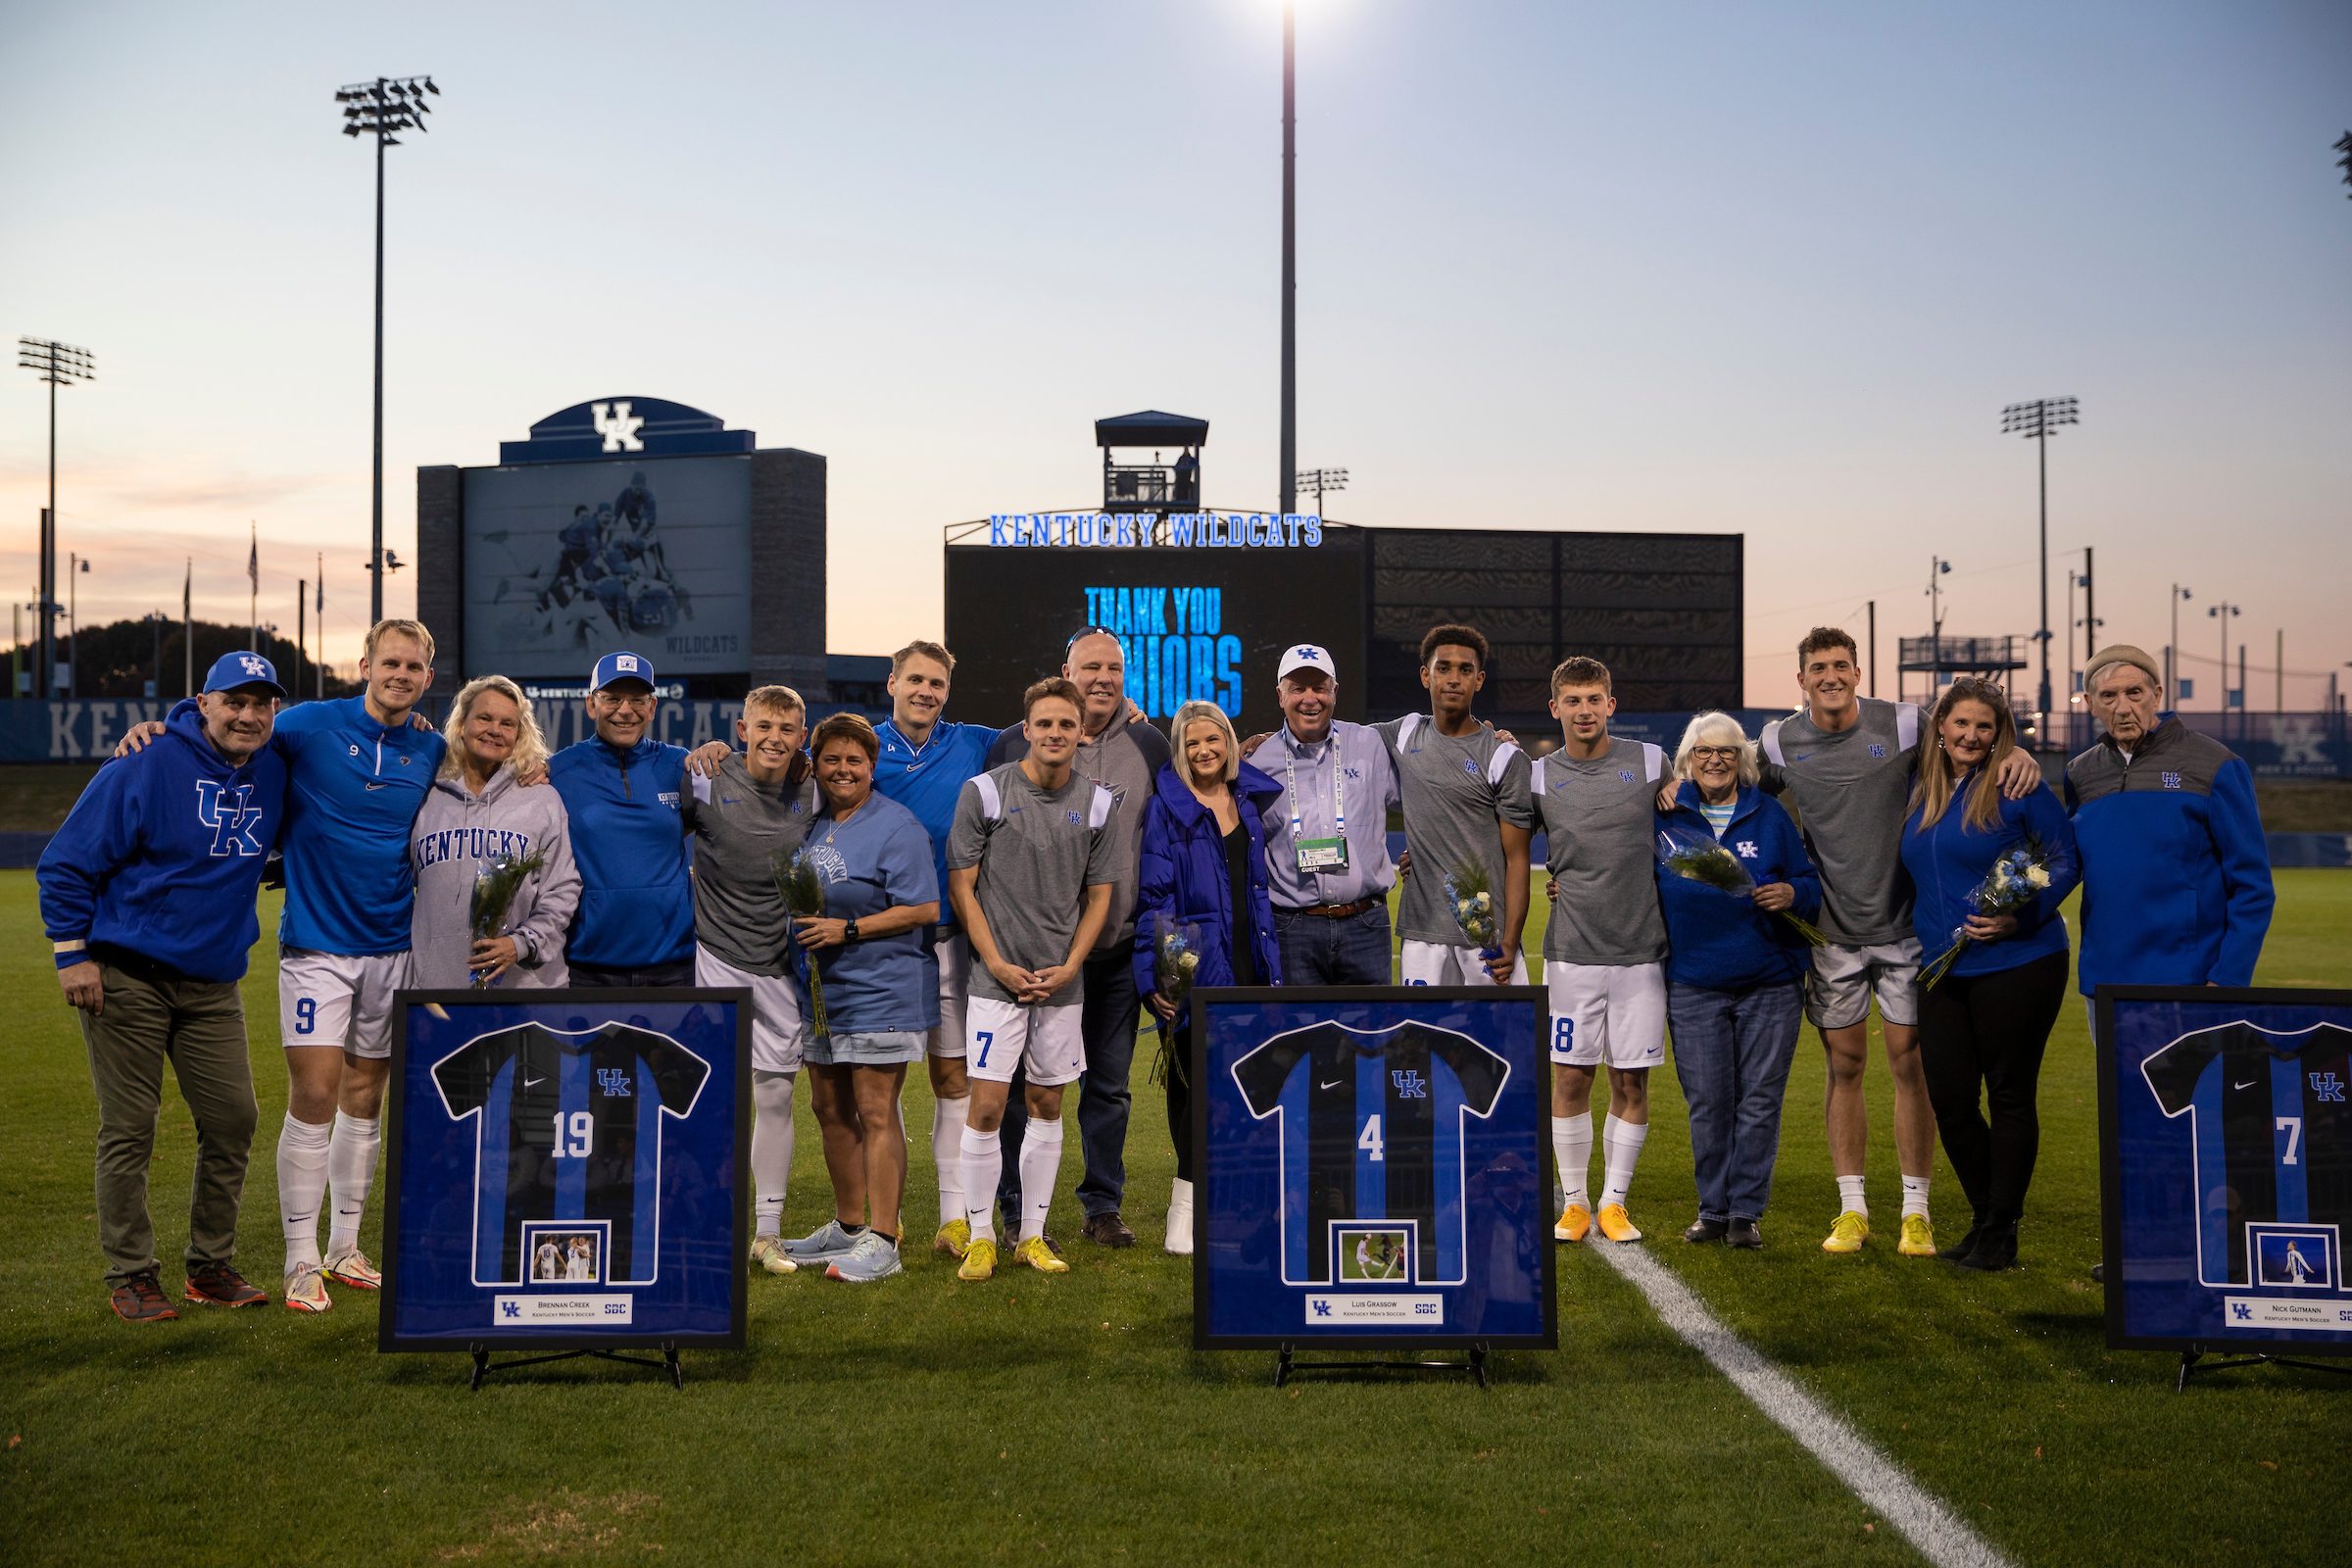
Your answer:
[1689,747,1741,762]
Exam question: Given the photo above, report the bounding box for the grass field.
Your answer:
[4,870,2348,1566]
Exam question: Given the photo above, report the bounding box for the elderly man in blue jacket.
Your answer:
[2065,643,2275,1040]
[39,653,292,1322]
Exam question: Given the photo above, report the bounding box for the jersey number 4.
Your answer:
[1358,1115,1385,1162]
[548,1111,594,1158]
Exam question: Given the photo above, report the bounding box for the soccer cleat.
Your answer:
[1898,1214,1936,1257]
[748,1235,798,1275]
[781,1219,862,1265]
[1013,1235,1069,1274]
[322,1249,382,1291]
[825,1232,904,1283]
[957,1238,998,1281]
[110,1271,179,1323]
[281,1264,332,1313]
[1822,1210,1870,1253]
[932,1219,971,1259]
[184,1262,268,1307]
[1554,1202,1592,1244]
[1596,1203,1642,1243]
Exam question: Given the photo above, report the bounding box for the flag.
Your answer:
[247,530,258,588]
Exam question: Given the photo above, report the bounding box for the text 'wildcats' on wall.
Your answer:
[987,513,1325,549]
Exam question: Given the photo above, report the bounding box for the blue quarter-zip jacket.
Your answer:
[39,699,288,983]
[549,734,695,968]
[272,694,445,955]
[1656,782,1820,991]
[1898,771,2082,979]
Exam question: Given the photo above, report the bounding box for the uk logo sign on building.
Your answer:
[592,401,645,453]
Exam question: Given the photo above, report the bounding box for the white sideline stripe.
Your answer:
[1592,1243,2015,1568]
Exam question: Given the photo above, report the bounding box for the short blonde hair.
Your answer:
[744,684,805,719]
[1169,700,1240,784]
[1673,710,1758,788]
[441,674,550,781]
[366,618,435,663]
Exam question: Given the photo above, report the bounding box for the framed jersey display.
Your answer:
[2098,987,2352,1357]
[380,990,750,1354]
[1194,987,1555,1350]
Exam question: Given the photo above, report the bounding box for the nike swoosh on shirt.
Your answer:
[523,1076,545,1088]
[1320,1079,1345,1090]
[365,782,388,791]
[2234,1080,2258,1091]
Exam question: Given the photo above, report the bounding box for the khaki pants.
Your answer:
[81,957,258,1283]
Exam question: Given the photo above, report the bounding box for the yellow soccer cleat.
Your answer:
[1554,1202,1592,1244]
[1898,1214,1936,1257]
[956,1238,998,1281]
[747,1235,798,1275]
[1012,1235,1069,1274]
[933,1219,971,1259]
[1596,1203,1642,1243]
[1822,1210,1870,1253]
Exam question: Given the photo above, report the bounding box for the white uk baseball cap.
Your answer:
[1277,643,1338,681]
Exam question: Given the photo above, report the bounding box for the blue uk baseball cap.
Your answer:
[591,651,657,691]
[202,650,287,697]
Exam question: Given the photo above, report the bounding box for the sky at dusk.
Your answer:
[4,0,2346,710]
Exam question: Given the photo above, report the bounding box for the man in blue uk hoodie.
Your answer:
[40,653,291,1322]
[550,652,699,986]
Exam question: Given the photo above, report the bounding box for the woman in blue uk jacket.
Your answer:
[1898,678,2081,1274]
[1655,712,1821,1250]
[1132,700,1283,1256]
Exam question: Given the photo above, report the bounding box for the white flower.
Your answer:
[1474,892,1493,907]
[2026,865,2050,888]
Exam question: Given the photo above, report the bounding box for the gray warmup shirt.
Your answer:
[988,718,1168,951]
[1376,714,1535,946]
[1757,699,1922,947]
[1534,740,1669,966]
[410,766,581,990]
[682,756,817,976]
[1246,720,1402,908]
[945,762,1118,1006]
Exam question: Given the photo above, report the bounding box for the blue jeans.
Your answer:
[997,948,1142,1222]
[1274,902,1393,987]
[1665,977,1802,1223]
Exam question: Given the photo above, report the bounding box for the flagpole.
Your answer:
[183,558,192,698]
[316,552,324,701]
[248,523,258,652]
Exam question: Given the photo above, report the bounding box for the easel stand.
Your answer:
[1274,1340,1490,1390]
[466,1342,684,1391]
[2177,1350,2352,1392]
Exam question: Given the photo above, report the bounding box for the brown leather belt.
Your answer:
[1277,897,1380,919]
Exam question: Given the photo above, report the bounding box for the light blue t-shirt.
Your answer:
[796,791,942,1035]
[1699,800,1736,839]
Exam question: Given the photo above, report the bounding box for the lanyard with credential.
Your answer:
[1285,732,1349,873]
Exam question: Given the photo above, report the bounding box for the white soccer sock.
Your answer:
[1837,1174,1868,1218]
[1599,1115,1648,1210]
[277,1112,332,1275]
[1555,1113,1593,1207]
[1900,1175,1931,1221]
[751,1070,796,1238]
[959,1125,1003,1245]
[1017,1116,1064,1243]
[933,1096,970,1227]
[324,1111,381,1258]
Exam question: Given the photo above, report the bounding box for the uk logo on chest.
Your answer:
[1869,744,1886,759]
[194,780,267,858]
[2162,771,2182,790]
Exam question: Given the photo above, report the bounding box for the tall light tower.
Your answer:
[17,337,93,700]
[1278,6,1298,516]
[2168,584,2191,696]
[2001,396,2078,743]
[1297,466,1347,514]
[336,74,439,624]
[2210,600,2241,712]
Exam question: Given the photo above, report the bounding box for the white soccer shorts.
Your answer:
[1544,959,1667,1070]
[1804,938,1926,1031]
[928,930,971,1060]
[695,949,808,1073]
[1400,939,1525,987]
[964,996,1086,1088]
[279,948,413,1060]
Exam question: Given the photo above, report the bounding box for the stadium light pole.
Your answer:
[17,337,94,700]
[2001,397,2078,745]
[1278,6,1297,516]
[2210,600,2240,713]
[1297,466,1347,514]
[336,74,439,625]
[2168,584,2190,696]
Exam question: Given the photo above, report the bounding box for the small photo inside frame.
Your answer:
[2247,1226,2337,1291]
[1334,1222,1416,1286]
[523,1220,609,1287]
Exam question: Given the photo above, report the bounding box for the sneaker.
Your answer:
[1554,1202,1592,1244]
[1596,1203,1642,1243]
[1013,1235,1069,1274]
[1822,1211,1870,1254]
[781,1219,863,1265]
[825,1232,905,1283]
[748,1235,798,1275]
[933,1219,971,1259]
[1897,1214,1936,1257]
[322,1249,382,1291]
[110,1271,178,1323]
[184,1262,268,1307]
[957,1238,999,1281]
[282,1264,332,1314]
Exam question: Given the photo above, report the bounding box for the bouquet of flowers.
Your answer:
[1443,859,1502,962]
[770,846,829,1036]
[1148,913,1203,1087]
[1918,832,2054,989]
[467,851,548,989]
[1656,823,1826,947]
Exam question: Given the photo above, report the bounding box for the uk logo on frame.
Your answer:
[193,781,266,858]
[592,401,645,453]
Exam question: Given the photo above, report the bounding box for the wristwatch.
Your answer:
[844,919,861,943]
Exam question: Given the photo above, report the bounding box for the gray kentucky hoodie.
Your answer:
[409,763,581,990]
